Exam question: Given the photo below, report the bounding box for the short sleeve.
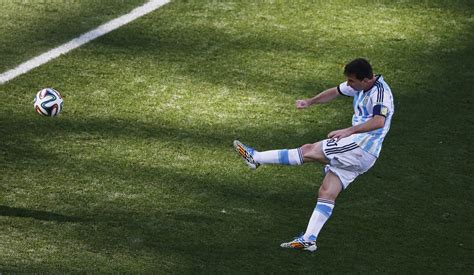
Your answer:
[370,85,393,117]
[337,81,357,97]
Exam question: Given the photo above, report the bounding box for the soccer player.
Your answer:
[233,58,394,252]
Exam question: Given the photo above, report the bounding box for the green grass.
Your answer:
[1,0,473,272]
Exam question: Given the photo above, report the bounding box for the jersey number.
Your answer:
[326,139,338,147]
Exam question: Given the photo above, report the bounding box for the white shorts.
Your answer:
[321,137,377,190]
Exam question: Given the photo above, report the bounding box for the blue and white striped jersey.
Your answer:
[337,75,394,158]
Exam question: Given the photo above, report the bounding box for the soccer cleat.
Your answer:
[280,235,317,252]
[233,140,260,170]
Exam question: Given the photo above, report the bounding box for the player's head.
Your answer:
[344,58,374,91]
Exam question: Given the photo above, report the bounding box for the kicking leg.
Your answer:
[233,140,328,169]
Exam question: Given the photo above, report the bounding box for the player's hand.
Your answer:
[296,99,310,109]
[328,128,353,141]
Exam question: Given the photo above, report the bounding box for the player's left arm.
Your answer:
[328,115,385,141]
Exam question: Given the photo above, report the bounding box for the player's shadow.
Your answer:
[0,205,84,222]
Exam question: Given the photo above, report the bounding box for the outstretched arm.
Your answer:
[328,115,385,140]
[296,87,340,109]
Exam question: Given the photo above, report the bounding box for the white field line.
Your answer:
[0,0,170,85]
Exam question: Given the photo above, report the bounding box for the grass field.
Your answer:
[1,0,473,272]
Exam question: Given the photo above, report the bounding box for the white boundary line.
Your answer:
[0,0,170,85]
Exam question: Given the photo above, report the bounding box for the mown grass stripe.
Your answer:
[0,0,169,85]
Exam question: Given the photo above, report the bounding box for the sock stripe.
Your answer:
[278,150,290,165]
[317,198,335,205]
[315,203,333,218]
[297,147,304,164]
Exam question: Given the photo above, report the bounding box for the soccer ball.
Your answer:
[33,88,64,117]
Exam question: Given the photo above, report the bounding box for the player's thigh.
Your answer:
[301,141,328,164]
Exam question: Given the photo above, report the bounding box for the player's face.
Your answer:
[346,75,365,91]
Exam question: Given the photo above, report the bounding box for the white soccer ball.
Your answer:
[33,88,64,117]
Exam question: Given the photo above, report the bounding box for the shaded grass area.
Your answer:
[1,0,473,272]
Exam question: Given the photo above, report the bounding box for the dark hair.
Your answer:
[344,58,373,80]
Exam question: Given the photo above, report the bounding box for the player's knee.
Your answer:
[318,184,330,198]
[318,183,338,200]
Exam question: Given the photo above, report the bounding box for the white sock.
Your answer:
[303,199,335,241]
[253,148,303,165]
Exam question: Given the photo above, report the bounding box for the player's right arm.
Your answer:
[296,87,340,109]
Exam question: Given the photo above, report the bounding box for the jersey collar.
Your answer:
[363,74,382,93]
